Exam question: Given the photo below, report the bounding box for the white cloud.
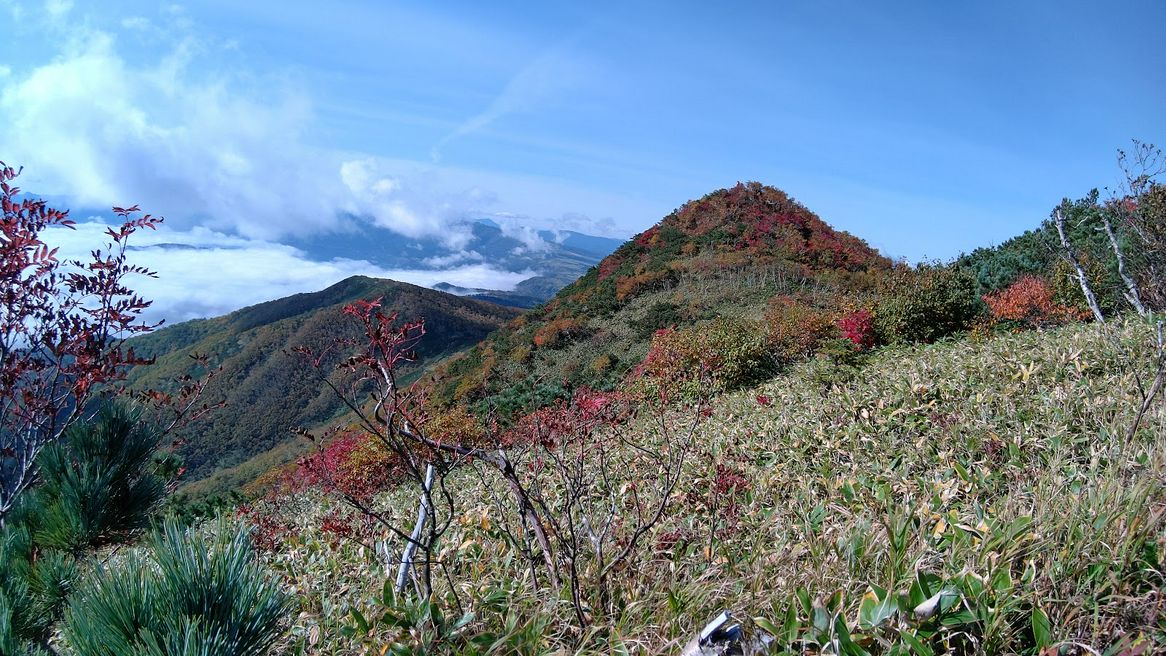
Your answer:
[43,222,534,323]
[0,29,347,240]
[0,0,23,22]
[0,15,647,323]
[0,27,555,248]
[339,157,488,247]
[495,220,550,252]
[120,16,153,32]
[422,251,483,268]
[0,21,646,244]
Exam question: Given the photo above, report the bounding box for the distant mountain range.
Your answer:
[288,219,625,307]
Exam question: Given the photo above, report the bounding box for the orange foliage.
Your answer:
[615,270,670,300]
[984,275,1090,327]
[532,317,585,348]
[423,406,486,448]
[764,296,838,362]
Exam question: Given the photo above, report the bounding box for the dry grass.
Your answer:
[248,318,1165,655]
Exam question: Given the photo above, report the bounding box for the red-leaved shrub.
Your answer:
[630,318,769,403]
[291,430,399,502]
[837,308,876,350]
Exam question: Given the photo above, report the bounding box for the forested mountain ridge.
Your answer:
[126,276,520,483]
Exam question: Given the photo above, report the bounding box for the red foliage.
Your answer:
[663,182,889,273]
[290,430,400,502]
[837,309,876,350]
[338,298,426,373]
[317,506,381,546]
[597,255,623,281]
[236,503,292,552]
[713,463,749,496]
[634,226,660,247]
[756,394,772,406]
[1,163,163,517]
[684,462,751,536]
[983,276,1090,327]
[504,388,630,448]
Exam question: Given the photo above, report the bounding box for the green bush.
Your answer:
[0,406,168,654]
[22,405,166,554]
[873,264,984,344]
[64,520,289,656]
[631,300,683,338]
[0,525,51,656]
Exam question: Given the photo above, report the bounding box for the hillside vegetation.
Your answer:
[247,317,1165,654]
[425,182,892,419]
[126,276,520,485]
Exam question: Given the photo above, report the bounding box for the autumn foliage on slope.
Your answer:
[421,182,892,420]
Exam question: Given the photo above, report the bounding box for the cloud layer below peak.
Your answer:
[44,221,535,323]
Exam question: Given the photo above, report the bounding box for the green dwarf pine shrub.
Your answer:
[64,520,289,656]
[22,404,166,554]
[0,405,167,653]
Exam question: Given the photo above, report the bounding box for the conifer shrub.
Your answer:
[872,264,984,344]
[632,300,683,338]
[0,407,172,654]
[0,525,52,656]
[63,521,288,656]
[474,377,570,421]
[22,405,166,554]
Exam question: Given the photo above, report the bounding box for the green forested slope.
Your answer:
[127,276,520,483]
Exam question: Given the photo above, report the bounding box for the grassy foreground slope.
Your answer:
[255,318,1165,654]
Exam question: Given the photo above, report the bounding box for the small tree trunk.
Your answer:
[396,463,435,595]
[1054,208,1106,323]
[1100,213,1149,316]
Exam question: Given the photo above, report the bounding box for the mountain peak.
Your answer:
[638,181,886,273]
[422,182,891,419]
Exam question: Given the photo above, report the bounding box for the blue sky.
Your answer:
[1,1,1163,320]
